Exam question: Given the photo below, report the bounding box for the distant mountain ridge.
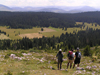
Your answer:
[39,8,67,13]
[0,4,99,13]
[0,4,11,11]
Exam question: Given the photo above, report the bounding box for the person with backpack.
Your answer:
[73,47,81,68]
[67,49,74,69]
[56,49,63,70]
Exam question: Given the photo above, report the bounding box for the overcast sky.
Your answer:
[0,0,100,7]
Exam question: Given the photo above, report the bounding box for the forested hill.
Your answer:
[0,11,100,29]
[72,11,100,24]
[1,29,100,50]
[0,12,75,29]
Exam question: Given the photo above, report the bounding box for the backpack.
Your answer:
[68,51,73,59]
[78,52,81,58]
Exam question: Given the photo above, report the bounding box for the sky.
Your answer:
[0,0,100,8]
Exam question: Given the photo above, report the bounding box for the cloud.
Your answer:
[81,0,100,7]
[0,0,100,7]
[10,0,53,7]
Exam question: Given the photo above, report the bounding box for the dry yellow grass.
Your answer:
[0,34,10,39]
[0,27,41,39]
[19,33,43,39]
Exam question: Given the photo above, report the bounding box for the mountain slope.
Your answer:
[0,4,99,13]
[39,8,67,13]
[0,4,11,11]
[67,6,98,13]
[79,6,97,11]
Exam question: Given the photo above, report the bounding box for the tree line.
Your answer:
[0,11,100,29]
[0,12,75,29]
[0,30,6,35]
[0,28,100,50]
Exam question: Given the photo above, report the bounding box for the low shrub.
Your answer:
[45,49,55,53]
[4,52,13,59]
[97,54,100,59]
[4,71,12,75]
[15,53,23,57]
[4,52,23,59]
[51,61,57,64]
[92,56,97,62]
[19,71,30,75]
[20,50,27,53]
[29,49,43,53]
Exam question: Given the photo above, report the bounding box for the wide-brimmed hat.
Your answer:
[77,47,79,50]
[59,49,62,51]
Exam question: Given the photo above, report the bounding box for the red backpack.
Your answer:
[68,51,73,59]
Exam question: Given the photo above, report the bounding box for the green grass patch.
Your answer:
[0,26,41,39]
[0,22,100,40]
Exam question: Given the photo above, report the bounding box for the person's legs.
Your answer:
[73,59,76,68]
[77,59,80,67]
[70,60,73,69]
[67,60,69,69]
[70,63,72,68]
[77,64,79,67]
[60,61,62,70]
[73,63,75,68]
[58,60,60,70]
[67,62,69,69]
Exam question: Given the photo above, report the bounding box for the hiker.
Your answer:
[67,49,74,69]
[73,47,81,68]
[56,49,63,70]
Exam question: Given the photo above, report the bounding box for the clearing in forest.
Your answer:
[19,28,56,38]
[19,33,43,39]
[0,34,10,39]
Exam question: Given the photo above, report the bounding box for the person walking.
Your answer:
[73,47,81,68]
[67,49,74,69]
[56,49,63,70]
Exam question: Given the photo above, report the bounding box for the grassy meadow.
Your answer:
[0,22,100,75]
[0,47,100,75]
[0,26,41,39]
[76,22,100,30]
[0,22,100,40]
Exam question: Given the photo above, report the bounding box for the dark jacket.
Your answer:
[56,51,63,61]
